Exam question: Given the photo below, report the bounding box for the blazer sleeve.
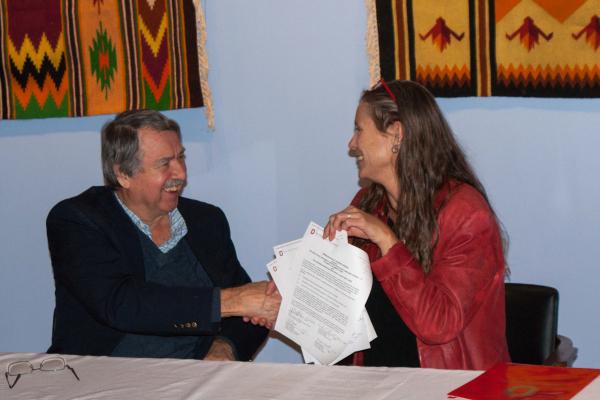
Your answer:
[47,199,220,336]
[195,206,268,361]
[370,190,505,345]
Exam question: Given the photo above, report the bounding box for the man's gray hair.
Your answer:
[101,109,182,188]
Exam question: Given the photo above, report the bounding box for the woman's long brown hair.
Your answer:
[357,80,506,273]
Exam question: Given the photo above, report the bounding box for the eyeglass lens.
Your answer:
[40,358,66,371]
[7,361,33,376]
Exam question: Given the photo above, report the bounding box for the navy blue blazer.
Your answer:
[47,186,267,360]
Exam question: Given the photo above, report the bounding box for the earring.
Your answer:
[391,132,400,154]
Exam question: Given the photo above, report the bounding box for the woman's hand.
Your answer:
[222,281,281,329]
[323,206,399,255]
[242,281,280,329]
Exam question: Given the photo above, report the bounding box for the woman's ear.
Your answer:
[389,121,403,154]
[388,121,403,141]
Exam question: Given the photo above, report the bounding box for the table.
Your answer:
[1,353,598,399]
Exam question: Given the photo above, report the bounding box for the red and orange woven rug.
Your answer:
[366,0,600,97]
[0,0,212,125]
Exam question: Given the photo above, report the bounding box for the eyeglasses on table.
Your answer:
[5,356,80,389]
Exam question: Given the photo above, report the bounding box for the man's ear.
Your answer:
[114,165,131,189]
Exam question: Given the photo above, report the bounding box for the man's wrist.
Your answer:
[220,286,241,317]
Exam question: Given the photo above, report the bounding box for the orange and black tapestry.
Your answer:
[0,0,213,124]
[366,0,600,97]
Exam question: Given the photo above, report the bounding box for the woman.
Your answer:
[324,80,509,370]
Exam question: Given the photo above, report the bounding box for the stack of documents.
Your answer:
[267,221,377,365]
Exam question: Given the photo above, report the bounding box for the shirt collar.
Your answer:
[114,192,188,253]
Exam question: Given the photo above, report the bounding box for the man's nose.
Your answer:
[171,158,187,177]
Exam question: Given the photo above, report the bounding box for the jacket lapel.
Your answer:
[99,188,146,278]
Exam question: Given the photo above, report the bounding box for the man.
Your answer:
[47,110,279,361]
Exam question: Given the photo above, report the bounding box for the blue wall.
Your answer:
[1,0,599,367]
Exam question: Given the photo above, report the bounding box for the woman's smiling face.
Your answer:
[349,102,401,187]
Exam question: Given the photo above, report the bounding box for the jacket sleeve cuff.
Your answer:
[211,287,221,324]
[371,241,416,281]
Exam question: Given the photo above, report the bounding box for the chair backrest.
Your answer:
[505,283,559,364]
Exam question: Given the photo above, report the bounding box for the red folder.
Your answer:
[448,363,599,400]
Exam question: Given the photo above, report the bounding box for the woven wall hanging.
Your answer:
[366,0,600,97]
[0,0,213,126]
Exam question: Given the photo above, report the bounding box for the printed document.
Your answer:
[269,222,376,365]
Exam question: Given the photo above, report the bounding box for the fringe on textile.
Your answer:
[365,0,381,87]
[194,0,214,129]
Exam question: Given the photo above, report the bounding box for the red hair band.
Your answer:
[378,79,396,102]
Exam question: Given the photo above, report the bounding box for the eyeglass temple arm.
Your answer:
[66,364,80,381]
[5,371,21,389]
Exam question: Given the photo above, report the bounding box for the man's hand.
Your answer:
[203,337,236,361]
[221,281,281,328]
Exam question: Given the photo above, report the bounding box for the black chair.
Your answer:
[505,283,577,366]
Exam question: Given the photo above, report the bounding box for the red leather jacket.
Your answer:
[352,181,510,370]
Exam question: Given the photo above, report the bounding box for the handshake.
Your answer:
[220,281,281,329]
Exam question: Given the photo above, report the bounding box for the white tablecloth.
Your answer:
[1,353,598,399]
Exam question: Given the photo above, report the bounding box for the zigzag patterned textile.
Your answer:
[367,0,600,97]
[0,0,212,122]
